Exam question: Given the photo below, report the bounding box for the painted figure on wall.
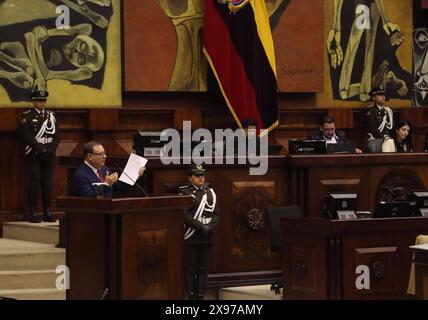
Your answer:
[327,0,412,102]
[413,28,428,107]
[158,0,206,91]
[158,0,290,92]
[0,0,113,102]
[54,0,111,29]
[0,23,104,93]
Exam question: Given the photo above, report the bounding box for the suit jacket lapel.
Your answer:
[83,163,100,183]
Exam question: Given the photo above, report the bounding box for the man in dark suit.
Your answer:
[71,141,145,197]
[366,86,393,152]
[309,115,362,153]
[20,90,60,223]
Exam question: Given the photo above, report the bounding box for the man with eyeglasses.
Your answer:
[309,115,362,153]
[20,90,60,223]
[178,164,219,300]
[71,141,145,198]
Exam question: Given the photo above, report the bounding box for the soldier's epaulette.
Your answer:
[23,110,32,114]
[178,185,189,189]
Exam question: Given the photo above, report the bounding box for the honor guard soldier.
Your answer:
[178,164,219,300]
[366,86,393,152]
[20,90,60,223]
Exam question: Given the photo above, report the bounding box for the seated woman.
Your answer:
[382,120,413,153]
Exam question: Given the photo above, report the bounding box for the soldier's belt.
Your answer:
[36,137,53,144]
[199,217,212,225]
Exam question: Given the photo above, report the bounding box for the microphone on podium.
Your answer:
[110,161,149,197]
[100,288,109,300]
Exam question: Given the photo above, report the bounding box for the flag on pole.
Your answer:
[203,0,279,133]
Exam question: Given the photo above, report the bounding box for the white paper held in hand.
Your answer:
[119,153,148,186]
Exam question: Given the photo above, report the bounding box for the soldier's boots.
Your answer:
[28,208,41,223]
[43,209,55,222]
[186,270,198,300]
[187,292,198,300]
[197,270,207,300]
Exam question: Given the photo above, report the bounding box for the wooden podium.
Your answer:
[282,217,428,299]
[57,195,192,300]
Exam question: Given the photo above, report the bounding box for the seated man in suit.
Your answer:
[71,141,146,197]
[309,116,362,154]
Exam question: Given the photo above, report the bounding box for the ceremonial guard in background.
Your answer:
[178,164,219,300]
[366,86,394,152]
[20,90,60,223]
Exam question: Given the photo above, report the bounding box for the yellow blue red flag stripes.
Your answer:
[203,0,279,133]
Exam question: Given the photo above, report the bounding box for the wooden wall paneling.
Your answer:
[201,110,236,131]
[175,107,202,129]
[329,108,353,129]
[119,109,175,130]
[278,93,317,109]
[279,109,327,130]
[0,109,20,131]
[400,108,425,128]
[89,109,119,131]
[55,110,88,130]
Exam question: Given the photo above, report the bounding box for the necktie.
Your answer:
[97,169,104,182]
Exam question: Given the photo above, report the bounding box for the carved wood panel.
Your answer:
[307,173,362,217]
[121,210,183,299]
[137,229,168,299]
[376,169,425,202]
[283,233,327,299]
[230,181,277,261]
[342,233,415,299]
[353,246,399,294]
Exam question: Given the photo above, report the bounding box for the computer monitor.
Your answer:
[133,131,166,157]
[288,139,326,154]
[408,191,428,216]
[372,201,413,218]
[324,193,357,220]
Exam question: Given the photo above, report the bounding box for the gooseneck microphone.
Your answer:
[100,288,109,300]
[110,160,149,197]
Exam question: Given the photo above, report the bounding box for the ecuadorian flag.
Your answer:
[203,0,278,133]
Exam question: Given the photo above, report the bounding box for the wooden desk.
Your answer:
[59,156,289,287]
[58,153,428,289]
[282,217,428,299]
[412,245,428,299]
[57,195,191,300]
[287,153,428,217]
